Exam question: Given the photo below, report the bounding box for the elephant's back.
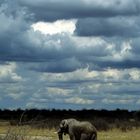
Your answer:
[72,121,95,134]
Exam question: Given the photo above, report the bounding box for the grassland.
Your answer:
[99,129,140,140]
[0,125,140,140]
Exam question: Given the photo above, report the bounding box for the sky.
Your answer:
[0,0,140,110]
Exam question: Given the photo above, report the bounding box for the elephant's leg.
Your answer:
[58,130,63,140]
[80,134,90,140]
[69,134,76,140]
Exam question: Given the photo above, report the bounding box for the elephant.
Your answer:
[57,118,97,140]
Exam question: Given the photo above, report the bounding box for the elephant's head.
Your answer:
[58,119,69,140]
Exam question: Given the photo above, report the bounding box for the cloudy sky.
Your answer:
[0,0,140,110]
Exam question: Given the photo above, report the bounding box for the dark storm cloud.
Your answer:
[75,17,140,37]
[0,0,76,64]
[1,0,140,73]
[0,0,72,63]
[88,59,140,69]
[131,37,140,55]
[18,0,140,21]
[0,0,140,110]
[0,0,35,61]
[29,58,84,73]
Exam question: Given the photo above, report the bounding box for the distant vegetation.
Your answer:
[0,109,140,131]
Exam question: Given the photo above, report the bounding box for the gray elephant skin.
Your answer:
[57,118,97,140]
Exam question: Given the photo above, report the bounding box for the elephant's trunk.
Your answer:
[58,129,63,140]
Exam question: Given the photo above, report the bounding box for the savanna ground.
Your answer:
[0,109,140,140]
[0,124,140,140]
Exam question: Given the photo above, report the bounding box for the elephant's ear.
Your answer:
[63,120,68,128]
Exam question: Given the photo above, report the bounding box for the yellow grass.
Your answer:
[98,129,140,140]
[0,125,140,140]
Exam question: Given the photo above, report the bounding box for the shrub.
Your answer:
[94,118,110,131]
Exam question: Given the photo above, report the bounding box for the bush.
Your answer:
[94,118,110,131]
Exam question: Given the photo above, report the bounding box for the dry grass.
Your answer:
[0,125,57,140]
[99,129,140,140]
[0,125,140,140]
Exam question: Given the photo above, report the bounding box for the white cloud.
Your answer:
[26,101,48,109]
[40,67,99,83]
[47,87,70,97]
[41,67,140,85]
[33,87,70,98]
[32,19,77,35]
[136,99,140,104]
[8,92,25,100]
[102,98,134,104]
[129,69,140,80]
[112,41,132,61]
[0,62,22,83]
[73,36,112,57]
[65,97,94,105]
[3,83,28,100]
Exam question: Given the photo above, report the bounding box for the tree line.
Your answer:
[0,108,140,131]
